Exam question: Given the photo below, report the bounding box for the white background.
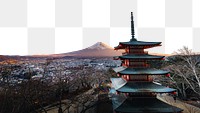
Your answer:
[0,0,199,55]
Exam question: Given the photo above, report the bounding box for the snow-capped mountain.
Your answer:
[86,42,113,50]
[60,42,122,57]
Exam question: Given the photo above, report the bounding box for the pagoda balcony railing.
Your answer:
[122,51,148,55]
[129,64,150,68]
[122,64,150,68]
[128,79,153,82]
[129,75,153,81]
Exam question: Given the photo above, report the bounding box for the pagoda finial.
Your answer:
[130,12,137,41]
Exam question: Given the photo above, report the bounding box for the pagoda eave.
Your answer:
[114,55,165,60]
[114,45,161,50]
[114,41,162,50]
[119,41,161,46]
[116,81,176,93]
[118,73,168,76]
[113,67,170,75]
[114,97,183,113]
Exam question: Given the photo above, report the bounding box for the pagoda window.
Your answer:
[122,75,125,79]
[129,49,144,54]
[129,92,154,97]
[123,75,130,80]
[127,75,130,80]
[124,59,129,66]
[129,61,147,67]
[148,75,153,81]
[125,93,129,96]
[125,47,130,53]
[130,46,143,49]
[130,75,148,81]
[121,61,125,66]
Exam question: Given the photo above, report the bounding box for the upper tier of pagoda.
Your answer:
[114,41,161,50]
[112,12,171,90]
[114,12,161,50]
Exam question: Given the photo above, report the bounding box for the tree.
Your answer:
[164,46,200,99]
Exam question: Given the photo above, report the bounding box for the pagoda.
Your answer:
[110,12,183,113]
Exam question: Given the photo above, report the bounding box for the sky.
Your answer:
[0,0,200,55]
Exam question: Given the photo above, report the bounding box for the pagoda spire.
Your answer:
[130,12,137,41]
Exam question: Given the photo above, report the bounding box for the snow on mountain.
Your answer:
[86,42,113,50]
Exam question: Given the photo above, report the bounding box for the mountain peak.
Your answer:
[86,42,113,50]
[53,42,121,57]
